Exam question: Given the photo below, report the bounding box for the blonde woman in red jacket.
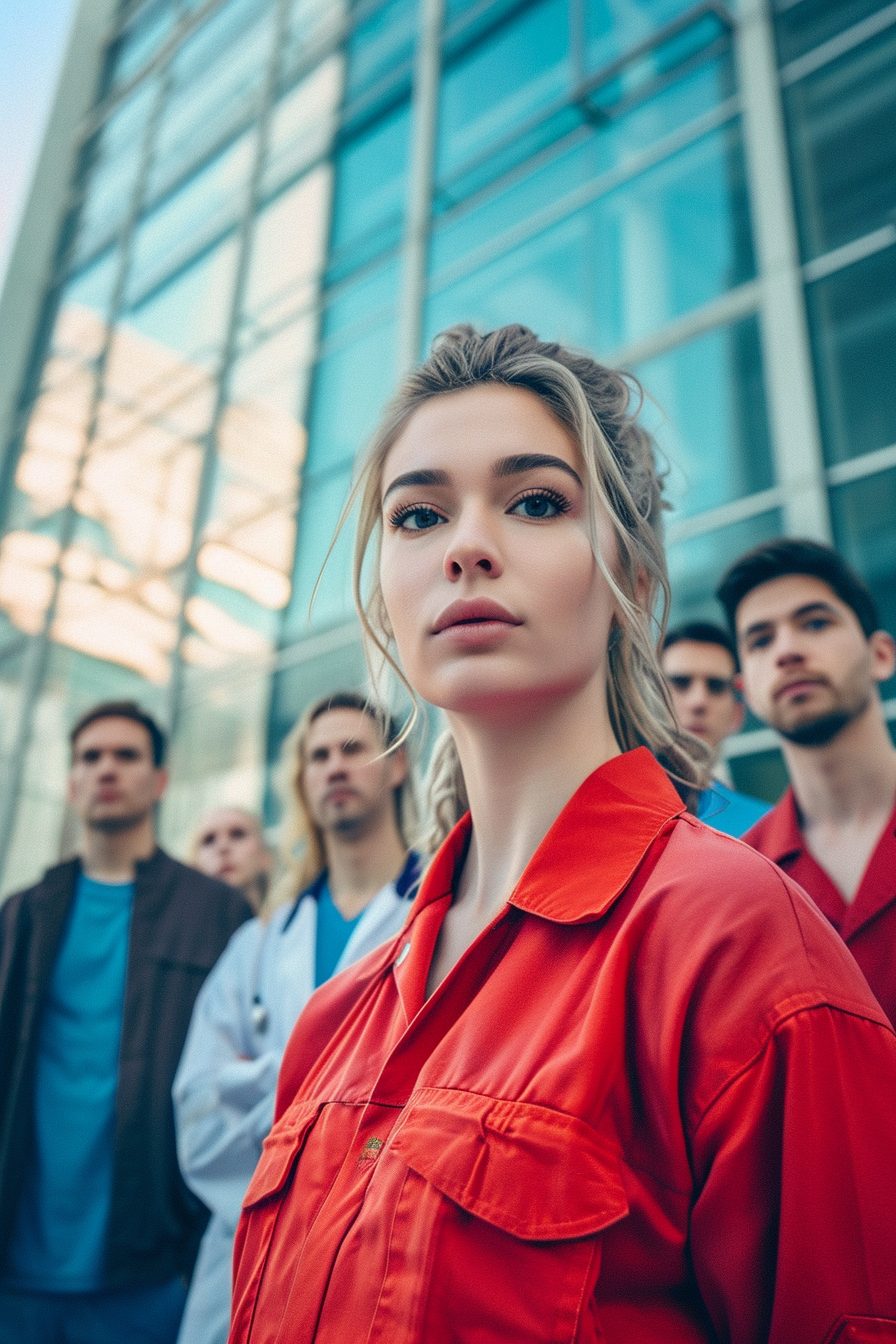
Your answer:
[229,325,896,1344]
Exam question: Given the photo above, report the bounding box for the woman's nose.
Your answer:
[442,508,503,581]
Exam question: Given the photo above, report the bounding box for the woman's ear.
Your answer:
[634,566,650,608]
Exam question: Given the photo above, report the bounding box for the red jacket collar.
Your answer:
[752,788,805,865]
[415,747,686,926]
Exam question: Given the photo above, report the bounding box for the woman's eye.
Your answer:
[509,491,568,519]
[391,505,444,531]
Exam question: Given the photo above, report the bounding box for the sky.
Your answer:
[0,0,80,287]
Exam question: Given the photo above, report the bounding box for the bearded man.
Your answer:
[718,539,896,1024]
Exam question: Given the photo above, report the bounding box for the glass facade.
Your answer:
[1,0,894,889]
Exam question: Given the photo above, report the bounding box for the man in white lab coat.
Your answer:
[173,693,421,1344]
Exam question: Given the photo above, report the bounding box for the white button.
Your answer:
[395,941,411,967]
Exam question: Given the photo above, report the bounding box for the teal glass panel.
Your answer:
[329,103,410,275]
[585,0,699,73]
[427,121,753,355]
[109,0,175,87]
[284,466,356,635]
[807,244,896,466]
[432,53,733,261]
[127,135,253,300]
[74,81,158,264]
[785,25,896,261]
[148,0,271,197]
[346,0,416,100]
[320,253,399,342]
[304,308,398,474]
[667,510,782,626]
[437,0,570,185]
[774,0,887,65]
[830,466,896,695]
[636,317,773,519]
[729,749,788,808]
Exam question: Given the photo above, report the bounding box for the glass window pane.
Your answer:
[345,0,416,100]
[830,466,896,697]
[149,0,271,191]
[667,510,782,626]
[243,167,333,328]
[785,26,896,261]
[125,237,239,372]
[585,0,699,72]
[427,122,753,355]
[807,244,896,466]
[437,0,570,185]
[329,103,410,273]
[128,135,253,300]
[305,307,398,473]
[432,54,734,269]
[284,466,356,634]
[261,57,344,200]
[774,0,886,66]
[73,81,158,264]
[636,317,773,519]
[110,0,176,86]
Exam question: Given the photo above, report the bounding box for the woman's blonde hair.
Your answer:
[337,323,709,851]
[274,691,415,902]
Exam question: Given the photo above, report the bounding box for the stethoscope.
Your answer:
[246,885,309,1036]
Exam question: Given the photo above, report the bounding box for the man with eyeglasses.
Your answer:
[661,621,770,836]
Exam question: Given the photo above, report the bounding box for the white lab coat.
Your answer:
[172,860,419,1344]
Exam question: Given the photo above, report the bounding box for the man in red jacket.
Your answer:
[717,538,896,1023]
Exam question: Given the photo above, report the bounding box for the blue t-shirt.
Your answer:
[6,873,135,1292]
[697,780,771,837]
[314,882,362,988]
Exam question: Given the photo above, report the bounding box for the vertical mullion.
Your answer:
[735,0,831,541]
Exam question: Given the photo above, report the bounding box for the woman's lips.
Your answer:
[431,599,522,635]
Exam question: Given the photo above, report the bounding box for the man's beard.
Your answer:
[87,808,151,834]
[776,688,871,748]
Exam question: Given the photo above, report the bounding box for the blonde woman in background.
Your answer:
[189,807,273,912]
[172,696,421,1344]
[230,324,896,1344]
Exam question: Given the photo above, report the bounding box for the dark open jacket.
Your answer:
[0,848,250,1290]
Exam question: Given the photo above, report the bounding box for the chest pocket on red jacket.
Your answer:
[384,1087,629,1344]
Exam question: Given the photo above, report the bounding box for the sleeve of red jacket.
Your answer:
[689,1004,896,1344]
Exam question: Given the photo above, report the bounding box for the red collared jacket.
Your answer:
[745,787,896,1027]
[230,749,896,1344]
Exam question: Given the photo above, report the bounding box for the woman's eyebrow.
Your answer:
[494,453,583,486]
[382,468,450,502]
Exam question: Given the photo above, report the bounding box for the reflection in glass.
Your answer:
[110,0,175,87]
[807,245,896,466]
[437,0,570,184]
[785,26,896,261]
[830,467,896,695]
[636,317,772,519]
[428,122,753,354]
[261,57,344,200]
[244,167,333,329]
[667,510,782,626]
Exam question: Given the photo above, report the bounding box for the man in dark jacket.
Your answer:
[0,701,250,1344]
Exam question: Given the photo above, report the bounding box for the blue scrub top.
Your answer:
[5,872,135,1292]
[697,780,771,838]
[314,882,362,988]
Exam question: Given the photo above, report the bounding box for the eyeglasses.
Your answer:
[667,674,735,697]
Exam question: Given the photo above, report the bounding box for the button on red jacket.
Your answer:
[230,749,896,1344]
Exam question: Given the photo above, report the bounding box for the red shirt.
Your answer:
[230,749,896,1344]
[744,789,896,1027]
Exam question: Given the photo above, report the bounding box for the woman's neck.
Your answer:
[448,680,620,923]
